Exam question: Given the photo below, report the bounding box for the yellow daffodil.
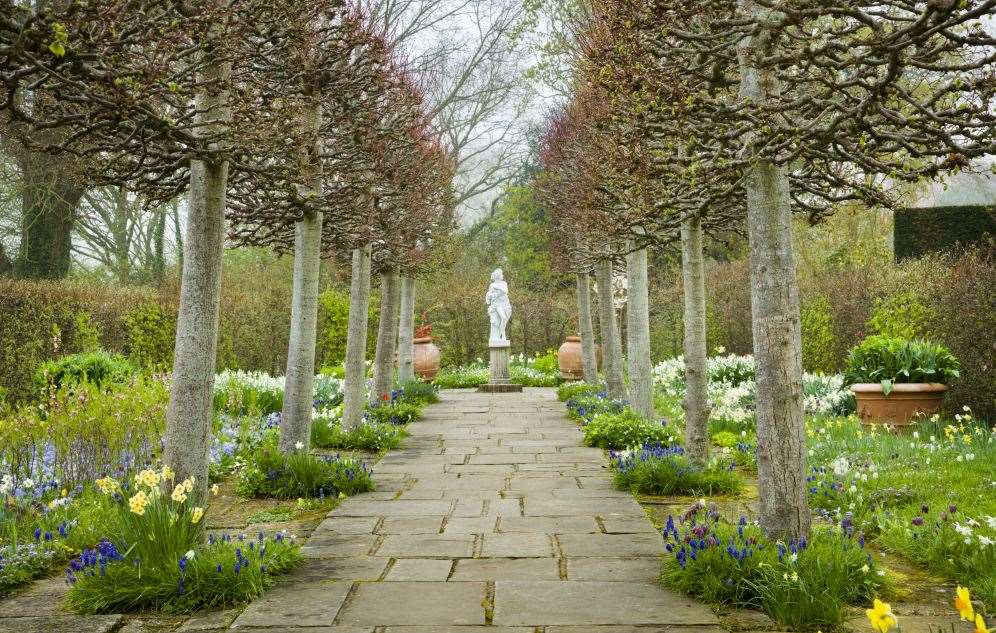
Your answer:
[95,476,119,495]
[161,465,175,481]
[135,468,160,488]
[867,599,897,633]
[128,491,149,516]
[61,488,67,497]
[191,507,204,524]
[182,478,194,493]
[955,586,975,621]
[171,484,188,503]
[975,614,990,633]
[210,484,220,496]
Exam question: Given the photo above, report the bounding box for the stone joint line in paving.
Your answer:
[230,388,718,632]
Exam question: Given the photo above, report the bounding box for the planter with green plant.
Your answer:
[844,335,960,426]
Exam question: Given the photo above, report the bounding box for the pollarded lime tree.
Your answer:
[224,3,398,453]
[330,63,455,426]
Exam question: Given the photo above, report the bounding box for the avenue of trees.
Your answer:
[539,0,996,540]
[1,0,455,499]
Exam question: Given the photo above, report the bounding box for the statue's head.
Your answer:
[491,268,504,282]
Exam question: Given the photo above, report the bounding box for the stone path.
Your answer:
[226,388,718,632]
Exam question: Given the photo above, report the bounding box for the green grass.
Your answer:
[806,412,996,610]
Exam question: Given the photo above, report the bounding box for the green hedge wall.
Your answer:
[894,205,996,261]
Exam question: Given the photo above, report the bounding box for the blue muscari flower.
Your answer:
[58,522,67,538]
[34,528,41,541]
[258,531,265,542]
[249,541,255,552]
[260,564,266,574]
[234,560,241,574]
[179,557,187,572]
[217,563,223,573]
[857,535,865,548]
[777,542,786,561]
[44,531,52,541]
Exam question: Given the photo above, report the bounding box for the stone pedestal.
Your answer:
[478,340,522,393]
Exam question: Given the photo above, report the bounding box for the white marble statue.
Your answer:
[485,268,512,344]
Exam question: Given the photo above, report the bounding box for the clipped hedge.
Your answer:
[0,279,165,404]
[894,205,995,261]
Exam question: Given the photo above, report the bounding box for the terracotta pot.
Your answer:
[558,336,583,380]
[413,337,441,381]
[850,383,947,427]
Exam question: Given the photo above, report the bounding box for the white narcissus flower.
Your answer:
[185,550,196,560]
[295,441,304,450]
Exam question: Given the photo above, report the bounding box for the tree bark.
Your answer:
[371,266,401,404]
[342,244,372,430]
[397,275,416,383]
[16,150,83,279]
[278,90,323,454]
[162,42,231,502]
[575,272,598,384]
[737,0,810,540]
[681,216,710,464]
[279,210,323,452]
[595,258,626,399]
[625,243,655,419]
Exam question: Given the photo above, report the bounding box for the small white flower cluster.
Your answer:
[953,517,996,547]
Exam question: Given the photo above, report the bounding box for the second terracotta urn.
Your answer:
[414,336,441,381]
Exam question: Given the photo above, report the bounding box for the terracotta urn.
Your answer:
[414,336,441,381]
[850,383,947,427]
[558,336,584,381]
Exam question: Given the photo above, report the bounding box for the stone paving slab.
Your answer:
[492,581,718,626]
[566,557,663,582]
[231,581,352,628]
[376,534,475,558]
[334,582,487,626]
[480,533,554,557]
[385,558,455,580]
[449,557,561,581]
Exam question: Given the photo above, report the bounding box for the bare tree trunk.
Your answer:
[371,266,400,404]
[151,202,168,284]
[163,47,231,502]
[278,91,323,453]
[576,272,598,384]
[342,244,372,430]
[16,150,84,279]
[625,243,655,419]
[681,216,710,463]
[397,275,416,383]
[595,258,625,399]
[738,0,810,540]
[172,198,184,271]
[279,211,323,452]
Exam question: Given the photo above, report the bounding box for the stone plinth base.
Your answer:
[478,341,522,393]
[478,382,523,393]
